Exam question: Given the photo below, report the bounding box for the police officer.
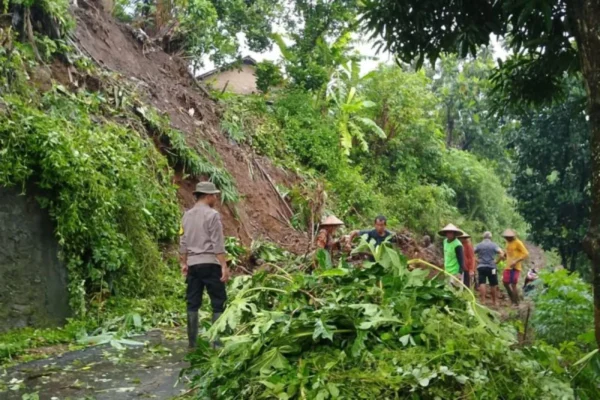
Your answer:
[179,181,230,349]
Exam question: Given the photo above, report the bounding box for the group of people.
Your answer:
[316,215,532,307]
[439,224,530,307]
[178,181,531,349]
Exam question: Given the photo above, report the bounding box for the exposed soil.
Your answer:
[69,0,308,253]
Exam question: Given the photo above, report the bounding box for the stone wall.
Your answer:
[0,187,70,332]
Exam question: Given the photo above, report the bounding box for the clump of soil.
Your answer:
[396,229,443,266]
[70,0,308,253]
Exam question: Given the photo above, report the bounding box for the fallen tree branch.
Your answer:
[254,159,294,219]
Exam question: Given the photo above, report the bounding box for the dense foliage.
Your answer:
[506,80,590,273]
[531,270,599,399]
[533,270,594,347]
[219,59,524,236]
[189,244,573,399]
[255,61,284,93]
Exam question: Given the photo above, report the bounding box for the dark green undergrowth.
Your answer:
[530,270,600,399]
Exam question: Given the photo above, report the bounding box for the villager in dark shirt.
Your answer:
[349,215,396,247]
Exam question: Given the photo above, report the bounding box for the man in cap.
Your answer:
[501,229,529,306]
[349,215,395,247]
[459,232,476,288]
[438,224,465,285]
[179,181,231,349]
[474,231,504,306]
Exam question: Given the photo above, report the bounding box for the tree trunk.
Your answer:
[446,104,454,147]
[572,0,600,349]
[569,250,578,273]
[558,247,568,271]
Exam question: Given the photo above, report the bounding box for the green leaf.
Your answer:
[349,303,379,316]
[317,268,348,277]
[250,347,290,373]
[132,313,142,329]
[351,330,368,357]
[573,349,598,366]
[359,317,402,330]
[313,319,335,341]
[328,383,340,398]
[315,249,333,269]
[399,334,411,347]
[355,117,386,139]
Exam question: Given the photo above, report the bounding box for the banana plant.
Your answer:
[327,62,386,155]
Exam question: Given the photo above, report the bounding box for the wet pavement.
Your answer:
[0,330,190,400]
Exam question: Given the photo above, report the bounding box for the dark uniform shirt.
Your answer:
[359,229,394,246]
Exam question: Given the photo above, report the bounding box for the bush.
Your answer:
[189,246,573,399]
[389,183,457,235]
[273,90,342,173]
[532,270,594,347]
[531,270,600,399]
[437,150,526,235]
[255,60,284,93]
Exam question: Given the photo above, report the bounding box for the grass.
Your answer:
[0,321,88,366]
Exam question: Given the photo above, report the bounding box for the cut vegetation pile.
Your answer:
[189,243,572,399]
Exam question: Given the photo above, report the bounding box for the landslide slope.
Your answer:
[70,1,307,253]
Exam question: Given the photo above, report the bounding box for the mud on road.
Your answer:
[0,330,190,400]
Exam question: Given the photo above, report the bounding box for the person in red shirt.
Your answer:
[459,233,476,288]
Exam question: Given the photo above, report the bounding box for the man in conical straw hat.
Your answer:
[438,224,466,286]
[315,215,344,253]
[500,229,529,306]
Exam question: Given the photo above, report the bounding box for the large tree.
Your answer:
[508,80,590,273]
[361,0,600,347]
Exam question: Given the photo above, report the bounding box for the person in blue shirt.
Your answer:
[349,215,395,246]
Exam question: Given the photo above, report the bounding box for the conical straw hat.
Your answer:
[438,223,463,237]
[502,229,517,238]
[320,215,344,226]
[459,232,471,238]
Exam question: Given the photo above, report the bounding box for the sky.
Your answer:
[197,32,389,75]
[198,32,509,76]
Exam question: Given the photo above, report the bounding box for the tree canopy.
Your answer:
[507,79,590,273]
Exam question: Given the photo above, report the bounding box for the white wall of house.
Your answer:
[204,65,258,95]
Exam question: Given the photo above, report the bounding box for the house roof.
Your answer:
[198,56,258,79]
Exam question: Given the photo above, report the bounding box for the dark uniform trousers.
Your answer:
[186,264,227,313]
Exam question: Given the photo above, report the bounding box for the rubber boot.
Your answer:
[211,312,223,349]
[187,311,199,349]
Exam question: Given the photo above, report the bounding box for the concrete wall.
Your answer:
[0,187,70,332]
[205,64,258,95]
